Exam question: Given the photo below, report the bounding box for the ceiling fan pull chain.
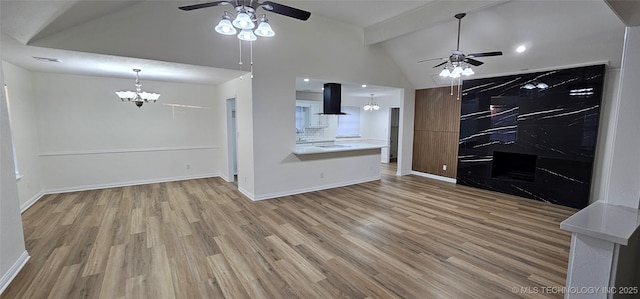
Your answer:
[450,78,454,96]
[238,39,243,69]
[250,41,254,78]
[457,77,461,100]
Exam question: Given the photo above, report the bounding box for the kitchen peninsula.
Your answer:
[294,79,400,162]
[293,141,385,155]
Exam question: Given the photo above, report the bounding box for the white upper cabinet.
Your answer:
[296,100,328,128]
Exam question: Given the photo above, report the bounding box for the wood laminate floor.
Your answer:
[3,164,577,299]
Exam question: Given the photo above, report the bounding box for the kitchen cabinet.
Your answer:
[296,100,328,128]
[308,101,328,127]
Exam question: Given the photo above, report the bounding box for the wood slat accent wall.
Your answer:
[412,87,461,178]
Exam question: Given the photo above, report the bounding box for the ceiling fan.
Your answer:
[179,0,311,21]
[179,0,310,76]
[418,13,502,76]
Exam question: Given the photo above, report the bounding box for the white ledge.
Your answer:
[560,201,640,245]
[293,143,384,155]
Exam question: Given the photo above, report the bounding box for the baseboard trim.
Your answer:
[397,170,412,176]
[0,251,30,295]
[219,173,234,183]
[20,191,45,213]
[411,171,456,183]
[237,186,255,201]
[250,175,381,201]
[44,173,220,194]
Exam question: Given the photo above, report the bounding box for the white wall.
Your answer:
[32,72,222,192]
[0,62,28,294]
[26,2,416,198]
[248,15,413,198]
[591,67,621,204]
[602,26,640,209]
[564,25,640,298]
[601,25,640,293]
[215,75,254,195]
[2,62,44,209]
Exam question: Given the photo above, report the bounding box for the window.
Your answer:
[4,85,21,179]
[337,106,360,137]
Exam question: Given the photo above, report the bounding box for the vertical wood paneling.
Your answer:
[413,87,461,178]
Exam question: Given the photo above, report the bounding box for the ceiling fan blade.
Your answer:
[262,1,311,21]
[418,57,446,64]
[179,1,230,11]
[467,51,503,58]
[465,58,484,66]
[433,61,448,68]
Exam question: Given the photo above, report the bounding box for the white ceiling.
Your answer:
[295,77,401,98]
[383,0,626,88]
[0,0,634,91]
[279,0,431,28]
[1,32,247,85]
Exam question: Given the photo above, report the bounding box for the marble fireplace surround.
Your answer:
[456,64,606,209]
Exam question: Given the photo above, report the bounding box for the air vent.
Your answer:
[33,56,61,63]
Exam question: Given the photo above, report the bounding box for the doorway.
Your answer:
[389,108,400,163]
[226,98,238,182]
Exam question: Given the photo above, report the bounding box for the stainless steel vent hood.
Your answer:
[323,83,345,115]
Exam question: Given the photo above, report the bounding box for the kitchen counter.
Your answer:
[293,143,385,155]
[560,201,640,245]
[295,139,334,145]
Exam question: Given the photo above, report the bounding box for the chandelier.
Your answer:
[115,69,160,108]
[363,94,380,111]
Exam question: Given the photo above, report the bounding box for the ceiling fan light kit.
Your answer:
[180,0,310,75]
[180,0,310,41]
[232,11,255,30]
[255,16,275,37]
[523,82,549,90]
[419,12,503,100]
[214,12,237,35]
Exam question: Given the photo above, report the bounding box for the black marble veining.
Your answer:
[456,64,605,209]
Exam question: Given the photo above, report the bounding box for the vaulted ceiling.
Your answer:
[0,0,632,89]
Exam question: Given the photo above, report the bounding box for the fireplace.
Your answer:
[456,64,605,208]
[491,151,537,182]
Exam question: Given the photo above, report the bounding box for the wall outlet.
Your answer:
[442,165,447,171]
[320,172,324,178]
[186,164,191,170]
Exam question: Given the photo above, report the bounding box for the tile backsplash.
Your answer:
[296,127,324,141]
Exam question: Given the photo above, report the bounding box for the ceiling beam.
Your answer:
[604,0,640,27]
[363,0,510,46]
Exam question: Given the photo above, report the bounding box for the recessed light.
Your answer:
[303,78,310,82]
[361,84,367,88]
[516,45,526,53]
[33,56,61,63]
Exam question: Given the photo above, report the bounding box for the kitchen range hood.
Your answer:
[322,83,345,115]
